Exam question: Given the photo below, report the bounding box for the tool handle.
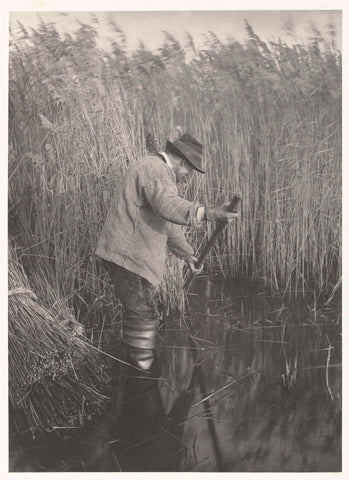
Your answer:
[196,194,241,269]
[184,194,242,290]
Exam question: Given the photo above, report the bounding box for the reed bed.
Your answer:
[8,17,341,429]
[9,18,341,308]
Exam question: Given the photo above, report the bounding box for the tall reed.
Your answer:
[8,16,341,340]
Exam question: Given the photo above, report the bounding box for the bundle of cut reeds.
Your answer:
[8,250,110,432]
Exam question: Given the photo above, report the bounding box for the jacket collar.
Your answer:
[158,151,173,169]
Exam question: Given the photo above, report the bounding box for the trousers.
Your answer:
[103,260,161,370]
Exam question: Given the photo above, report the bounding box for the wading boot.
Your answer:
[119,346,165,438]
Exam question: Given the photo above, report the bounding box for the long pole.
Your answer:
[184,194,242,290]
[183,194,242,471]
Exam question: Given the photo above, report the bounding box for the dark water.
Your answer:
[10,278,341,472]
[157,279,342,472]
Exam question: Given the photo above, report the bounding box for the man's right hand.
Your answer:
[204,203,239,222]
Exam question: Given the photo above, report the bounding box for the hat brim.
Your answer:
[166,140,206,174]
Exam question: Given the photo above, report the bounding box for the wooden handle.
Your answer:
[227,194,242,213]
[184,194,242,290]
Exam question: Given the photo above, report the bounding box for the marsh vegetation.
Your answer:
[8,14,341,470]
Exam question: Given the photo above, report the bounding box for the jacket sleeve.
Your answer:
[143,167,203,227]
[166,223,194,260]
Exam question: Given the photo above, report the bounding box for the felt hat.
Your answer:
[166,133,205,174]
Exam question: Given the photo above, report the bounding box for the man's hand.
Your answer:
[186,255,203,275]
[204,202,239,222]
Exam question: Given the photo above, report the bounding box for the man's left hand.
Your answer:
[186,255,203,275]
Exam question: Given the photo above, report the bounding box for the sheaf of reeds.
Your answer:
[8,246,109,431]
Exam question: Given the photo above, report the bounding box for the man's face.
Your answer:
[175,158,195,181]
[175,159,195,196]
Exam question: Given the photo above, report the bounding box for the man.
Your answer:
[95,133,238,374]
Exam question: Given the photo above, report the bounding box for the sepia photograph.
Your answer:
[6,3,342,474]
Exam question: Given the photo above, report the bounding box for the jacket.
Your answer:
[95,155,202,286]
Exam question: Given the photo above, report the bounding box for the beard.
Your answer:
[176,175,189,196]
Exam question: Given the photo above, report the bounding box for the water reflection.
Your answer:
[181,278,341,472]
[90,330,196,472]
[95,277,341,472]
